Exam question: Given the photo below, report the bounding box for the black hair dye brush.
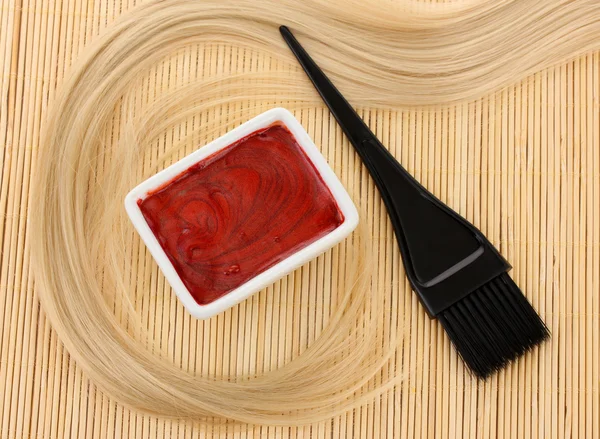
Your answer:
[280,26,549,378]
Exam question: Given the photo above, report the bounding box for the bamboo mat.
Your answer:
[1,0,599,437]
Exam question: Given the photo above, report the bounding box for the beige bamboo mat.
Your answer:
[1,0,599,437]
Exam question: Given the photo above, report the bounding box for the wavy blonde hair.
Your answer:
[30,0,600,425]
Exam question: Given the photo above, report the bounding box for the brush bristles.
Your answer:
[437,273,549,378]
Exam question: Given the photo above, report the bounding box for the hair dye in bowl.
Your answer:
[138,124,344,305]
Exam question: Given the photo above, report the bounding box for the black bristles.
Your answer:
[437,273,550,378]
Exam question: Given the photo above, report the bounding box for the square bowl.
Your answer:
[125,107,358,319]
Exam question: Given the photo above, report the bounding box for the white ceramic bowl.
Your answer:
[125,107,358,319]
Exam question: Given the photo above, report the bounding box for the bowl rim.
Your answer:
[124,107,359,319]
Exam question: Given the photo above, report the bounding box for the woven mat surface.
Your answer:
[1,0,599,438]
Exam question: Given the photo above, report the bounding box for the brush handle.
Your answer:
[278,26,510,316]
